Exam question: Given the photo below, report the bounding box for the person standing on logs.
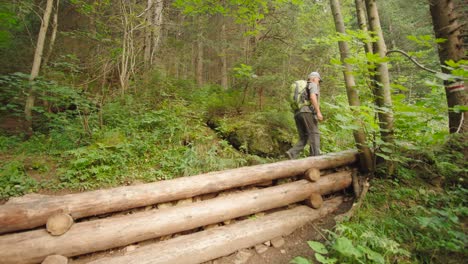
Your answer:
[286,72,323,159]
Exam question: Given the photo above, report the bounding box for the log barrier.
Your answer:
[0,150,359,264]
[0,150,357,234]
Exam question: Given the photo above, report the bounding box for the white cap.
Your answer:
[308,72,321,80]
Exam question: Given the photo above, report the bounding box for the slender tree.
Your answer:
[330,0,374,172]
[144,0,154,69]
[151,0,164,65]
[196,17,204,86]
[43,0,60,68]
[220,18,229,89]
[24,0,55,136]
[429,0,467,133]
[354,0,372,55]
[365,0,395,175]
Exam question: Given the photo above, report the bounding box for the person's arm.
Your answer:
[310,93,323,121]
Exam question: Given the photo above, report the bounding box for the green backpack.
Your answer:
[289,80,309,111]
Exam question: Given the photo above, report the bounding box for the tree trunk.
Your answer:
[220,20,229,89]
[24,0,54,136]
[43,0,59,68]
[330,0,374,173]
[0,175,351,264]
[0,150,357,234]
[144,0,154,69]
[365,0,395,175]
[87,202,342,264]
[429,0,467,133]
[196,17,204,86]
[151,0,164,65]
[354,0,373,55]
[119,0,130,93]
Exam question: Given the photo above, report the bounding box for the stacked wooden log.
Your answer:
[0,150,359,264]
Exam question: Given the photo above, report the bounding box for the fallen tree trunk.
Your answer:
[0,150,357,234]
[0,171,352,264]
[88,199,343,264]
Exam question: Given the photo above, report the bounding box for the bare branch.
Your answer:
[386,49,438,74]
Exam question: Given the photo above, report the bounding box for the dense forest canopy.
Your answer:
[0,0,466,263]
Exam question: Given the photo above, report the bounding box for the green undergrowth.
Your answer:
[291,136,468,264]
[0,73,284,198]
[293,180,467,264]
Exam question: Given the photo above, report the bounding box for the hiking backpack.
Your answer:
[289,80,309,111]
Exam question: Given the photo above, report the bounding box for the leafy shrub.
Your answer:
[0,134,20,151]
[57,129,132,189]
[292,176,467,264]
[0,160,37,198]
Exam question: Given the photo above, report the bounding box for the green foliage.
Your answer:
[294,178,467,263]
[0,160,37,198]
[290,256,312,264]
[0,135,21,151]
[57,130,131,189]
[173,0,298,33]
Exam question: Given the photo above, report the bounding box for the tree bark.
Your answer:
[43,0,59,68]
[365,0,395,175]
[330,0,374,173]
[0,174,351,264]
[196,18,204,86]
[0,150,357,234]
[429,0,467,133]
[144,0,154,69]
[87,201,342,264]
[354,0,373,55]
[220,19,229,89]
[151,0,164,65]
[24,0,54,136]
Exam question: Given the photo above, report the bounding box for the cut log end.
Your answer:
[46,213,74,236]
[305,193,323,209]
[305,168,320,182]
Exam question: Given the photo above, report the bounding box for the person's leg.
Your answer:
[287,113,308,158]
[303,113,320,156]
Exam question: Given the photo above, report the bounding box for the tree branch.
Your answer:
[386,49,438,74]
[456,113,464,133]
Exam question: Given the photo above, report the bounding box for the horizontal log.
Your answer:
[88,199,343,264]
[0,171,352,264]
[0,150,357,234]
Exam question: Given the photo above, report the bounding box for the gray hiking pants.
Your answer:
[288,112,320,158]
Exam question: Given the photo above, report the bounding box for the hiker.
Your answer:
[286,72,323,159]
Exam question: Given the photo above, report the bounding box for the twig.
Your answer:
[386,49,438,74]
[311,223,329,242]
[337,179,370,221]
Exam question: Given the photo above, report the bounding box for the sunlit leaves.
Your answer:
[406,34,445,48]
